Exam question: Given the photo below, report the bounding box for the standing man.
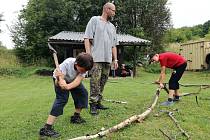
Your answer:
[84,2,118,115]
[149,52,187,106]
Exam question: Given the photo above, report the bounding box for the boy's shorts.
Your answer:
[169,62,187,90]
[50,79,88,117]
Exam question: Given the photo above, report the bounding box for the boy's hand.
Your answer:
[55,69,64,79]
[113,60,118,70]
[154,80,160,84]
[58,79,67,90]
[159,83,165,89]
[154,80,164,89]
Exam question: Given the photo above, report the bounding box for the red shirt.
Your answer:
[159,52,186,69]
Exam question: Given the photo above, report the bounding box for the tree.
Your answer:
[204,27,210,40]
[202,20,210,37]
[114,0,171,76]
[164,20,210,44]
[0,13,3,32]
[0,13,5,48]
[12,0,171,65]
[115,0,171,50]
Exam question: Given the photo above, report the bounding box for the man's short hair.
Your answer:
[75,52,93,70]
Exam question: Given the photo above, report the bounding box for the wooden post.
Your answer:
[133,45,137,77]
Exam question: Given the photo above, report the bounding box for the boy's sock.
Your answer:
[74,112,80,116]
[174,95,179,100]
[44,124,52,130]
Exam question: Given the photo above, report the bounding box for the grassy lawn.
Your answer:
[0,71,210,140]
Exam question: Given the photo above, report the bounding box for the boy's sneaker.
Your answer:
[90,103,99,115]
[39,127,60,138]
[70,115,86,124]
[160,101,174,106]
[173,96,181,102]
[173,98,180,102]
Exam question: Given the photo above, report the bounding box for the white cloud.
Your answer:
[167,0,210,28]
[0,0,28,49]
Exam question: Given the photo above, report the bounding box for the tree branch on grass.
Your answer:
[102,99,127,104]
[68,88,161,140]
[159,129,174,140]
[159,110,191,140]
[168,112,191,140]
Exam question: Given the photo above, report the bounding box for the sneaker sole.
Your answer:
[39,134,60,139]
[39,135,48,140]
[97,108,109,110]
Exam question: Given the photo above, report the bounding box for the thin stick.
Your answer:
[159,129,173,140]
[180,84,210,87]
[179,92,199,97]
[199,97,210,100]
[102,99,127,104]
[168,112,191,140]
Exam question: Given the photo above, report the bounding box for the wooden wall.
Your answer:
[180,41,210,70]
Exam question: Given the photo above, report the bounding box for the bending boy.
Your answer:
[39,52,93,138]
[149,52,187,106]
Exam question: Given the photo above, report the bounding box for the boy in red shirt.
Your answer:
[149,52,187,106]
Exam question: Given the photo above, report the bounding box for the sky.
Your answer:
[0,0,210,49]
[167,0,210,28]
[0,0,28,49]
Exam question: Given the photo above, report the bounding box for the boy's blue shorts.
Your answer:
[50,79,88,117]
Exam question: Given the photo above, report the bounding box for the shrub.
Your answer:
[34,67,54,76]
[0,68,24,76]
[144,63,161,73]
[0,48,21,68]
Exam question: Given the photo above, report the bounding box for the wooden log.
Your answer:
[68,88,161,140]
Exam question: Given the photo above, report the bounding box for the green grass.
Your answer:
[0,71,210,140]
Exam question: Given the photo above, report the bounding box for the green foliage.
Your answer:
[0,47,53,76]
[34,67,53,76]
[204,27,210,40]
[144,63,161,73]
[0,71,210,139]
[143,63,172,74]
[0,66,54,77]
[202,20,210,36]
[164,20,210,44]
[164,27,195,43]
[205,33,210,40]
[0,68,25,77]
[11,0,104,64]
[0,48,21,68]
[115,0,171,52]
